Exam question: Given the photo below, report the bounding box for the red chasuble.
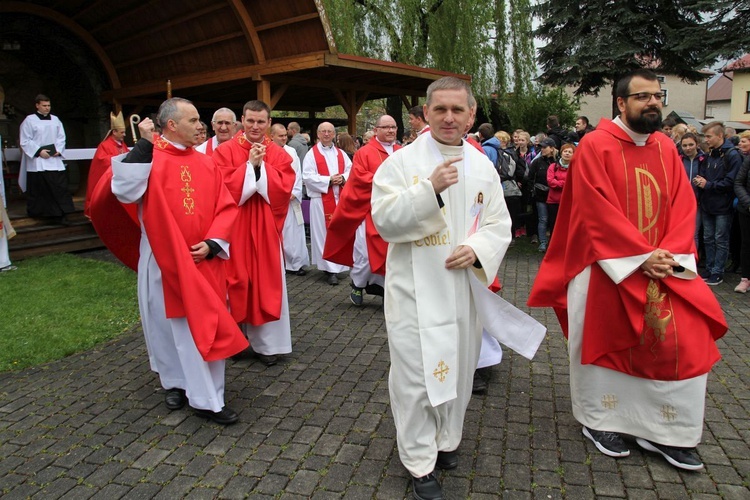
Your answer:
[323,140,400,274]
[91,138,248,361]
[212,131,295,326]
[312,145,345,227]
[84,135,129,217]
[528,119,726,381]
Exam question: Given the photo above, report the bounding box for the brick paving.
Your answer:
[1,243,749,499]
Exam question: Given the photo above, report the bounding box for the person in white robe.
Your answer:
[270,124,309,275]
[19,94,75,223]
[372,77,511,499]
[302,122,352,285]
[0,137,17,272]
[195,108,236,156]
[110,103,240,425]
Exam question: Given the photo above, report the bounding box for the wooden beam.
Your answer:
[356,92,370,111]
[255,13,320,32]
[103,54,327,100]
[0,2,121,88]
[400,96,412,110]
[103,5,227,51]
[326,53,469,83]
[331,89,348,110]
[70,0,107,22]
[270,74,424,99]
[227,0,265,64]
[411,96,420,107]
[270,84,289,109]
[115,33,244,69]
[89,1,165,36]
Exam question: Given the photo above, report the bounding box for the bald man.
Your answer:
[302,122,352,285]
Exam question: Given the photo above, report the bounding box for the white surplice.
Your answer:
[372,133,511,477]
[350,223,384,289]
[281,144,309,272]
[302,142,352,273]
[18,113,67,192]
[111,151,228,412]
[236,156,292,356]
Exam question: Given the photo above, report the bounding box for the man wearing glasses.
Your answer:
[323,115,400,304]
[529,69,727,471]
[196,107,236,156]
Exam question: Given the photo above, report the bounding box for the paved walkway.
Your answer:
[1,244,748,499]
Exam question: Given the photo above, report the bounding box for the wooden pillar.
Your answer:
[256,79,271,106]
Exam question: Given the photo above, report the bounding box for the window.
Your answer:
[657,75,666,83]
[662,89,669,106]
[746,91,750,113]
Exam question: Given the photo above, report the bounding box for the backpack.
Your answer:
[487,145,522,197]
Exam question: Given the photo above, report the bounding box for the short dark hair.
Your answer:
[661,117,677,128]
[425,77,473,107]
[35,94,50,103]
[576,116,589,126]
[477,123,494,140]
[615,69,660,99]
[242,100,271,118]
[408,105,425,121]
[546,115,560,129]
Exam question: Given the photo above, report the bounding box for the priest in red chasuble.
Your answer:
[528,69,727,470]
[323,114,401,305]
[84,111,129,218]
[212,100,296,367]
[90,98,246,425]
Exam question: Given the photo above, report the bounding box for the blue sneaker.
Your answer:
[706,274,723,286]
[699,269,711,280]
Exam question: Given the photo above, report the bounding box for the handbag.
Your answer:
[502,179,522,197]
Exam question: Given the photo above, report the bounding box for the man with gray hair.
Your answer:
[196,107,236,155]
[286,121,309,162]
[90,97,247,425]
[372,77,511,498]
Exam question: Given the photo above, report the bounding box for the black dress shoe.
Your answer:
[254,351,278,366]
[472,371,488,394]
[412,472,443,500]
[230,346,253,361]
[164,388,186,410]
[295,268,307,276]
[194,406,239,425]
[326,272,339,285]
[364,283,384,297]
[436,449,458,470]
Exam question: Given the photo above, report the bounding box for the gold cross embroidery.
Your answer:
[180,165,195,215]
[660,405,677,422]
[433,360,449,383]
[601,394,618,410]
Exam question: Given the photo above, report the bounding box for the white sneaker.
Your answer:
[734,278,750,293]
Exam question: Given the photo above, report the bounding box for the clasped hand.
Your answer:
[248,143,266,167]
[640,249,679,280]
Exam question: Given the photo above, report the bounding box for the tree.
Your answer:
[322,0,536,131]
[534,0,750,117]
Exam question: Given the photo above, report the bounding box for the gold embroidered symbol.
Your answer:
[154,136,169,150]
[433,360,449,382]
[601,394,618,410]
[644,280,672,342]
[180,165,195,215]
[660,405,677,422]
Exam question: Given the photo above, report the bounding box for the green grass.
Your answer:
[0,253,139,372]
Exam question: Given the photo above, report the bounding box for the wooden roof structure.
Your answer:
[1,0,469,132]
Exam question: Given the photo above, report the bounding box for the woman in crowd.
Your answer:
[680,132,706,253]
[731,131,750,292]
[527,137,557,252]
[546,143,574,237]
[336,132,358,160]
[516,131,538,242]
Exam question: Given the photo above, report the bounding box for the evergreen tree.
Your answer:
[534,0,749,116]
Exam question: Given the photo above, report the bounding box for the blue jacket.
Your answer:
[698,139,743,215]
[681,149,705,200]
[481,136,503,166]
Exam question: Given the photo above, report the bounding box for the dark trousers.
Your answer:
[26,170,75,218]
[505,196,522,237]
[547,203,559,239]
[739,211,750,279]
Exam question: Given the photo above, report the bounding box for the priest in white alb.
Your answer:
[371,77,511,500]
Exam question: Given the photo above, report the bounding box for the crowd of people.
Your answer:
[10,68,740,500]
